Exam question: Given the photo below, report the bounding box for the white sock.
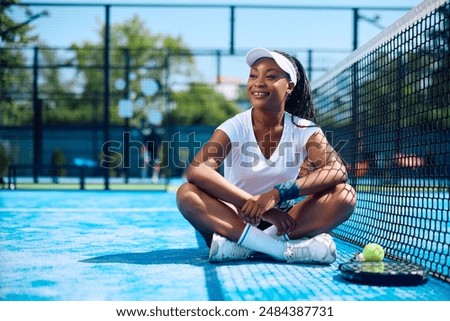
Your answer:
[263,225,290,241]
[238,224,286,261]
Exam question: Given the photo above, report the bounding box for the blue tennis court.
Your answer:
[2,1,449,315]
[1,186,449,301]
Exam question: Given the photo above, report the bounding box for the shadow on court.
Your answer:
[80,248,207,266]
[80,247,227,301]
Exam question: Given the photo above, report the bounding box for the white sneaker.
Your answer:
[209,233,252,262]
[284,233,337,264]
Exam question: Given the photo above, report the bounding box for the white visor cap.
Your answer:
[245,47,297,86]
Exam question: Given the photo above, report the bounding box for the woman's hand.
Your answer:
[239,189,280,225]
[262,208,296,236]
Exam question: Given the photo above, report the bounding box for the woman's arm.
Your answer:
[295,130,348,195]
[186,129,251,208]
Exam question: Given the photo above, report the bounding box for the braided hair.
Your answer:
[274,50,316,125]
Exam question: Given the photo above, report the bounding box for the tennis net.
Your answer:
[313,0,449,282]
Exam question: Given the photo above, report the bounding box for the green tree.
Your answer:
[354,48,441,130]
[0,0,40,125]
[69,15,195,126]
[38,45,81,124]
[164,83,241,126]
[427,4,450,129]
[0,0,39,44]
[1,10,241,127]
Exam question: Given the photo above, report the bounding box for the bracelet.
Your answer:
[274,179,300,203]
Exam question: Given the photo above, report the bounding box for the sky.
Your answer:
[14,0,425,84]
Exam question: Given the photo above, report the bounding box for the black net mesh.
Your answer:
[313,1,449,282]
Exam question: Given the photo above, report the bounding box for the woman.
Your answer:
[176,47,356,264]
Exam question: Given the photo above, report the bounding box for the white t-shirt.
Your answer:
[216,108,319,195]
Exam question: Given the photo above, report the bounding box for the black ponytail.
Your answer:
[274,50,316,125]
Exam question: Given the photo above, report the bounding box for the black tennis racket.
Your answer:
[338,261,428,286]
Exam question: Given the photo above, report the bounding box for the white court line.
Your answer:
[0,207,179,212]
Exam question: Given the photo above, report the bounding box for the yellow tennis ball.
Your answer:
[363,243,385,262]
